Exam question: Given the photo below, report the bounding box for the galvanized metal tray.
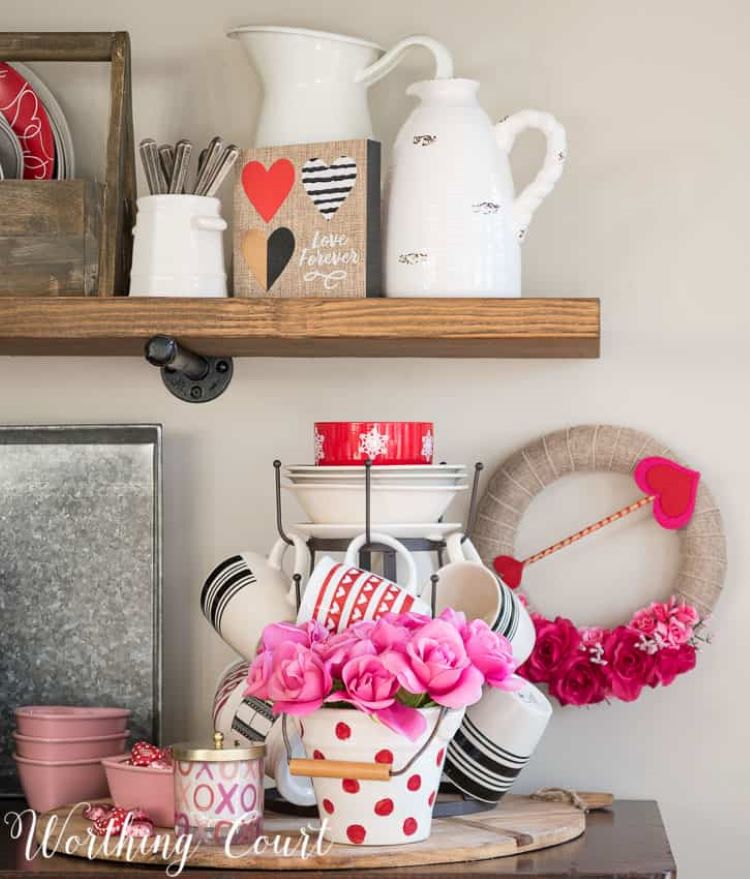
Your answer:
[0,425,162,796]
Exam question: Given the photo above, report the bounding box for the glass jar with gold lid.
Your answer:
[172,732,265,846]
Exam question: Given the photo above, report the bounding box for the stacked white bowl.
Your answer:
[283,463,468,526]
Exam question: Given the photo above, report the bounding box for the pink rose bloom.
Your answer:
[339,654,399,710]
[671,602,699,627]
[335,654,426,740]
[260,620,329,653]
[651,602,670,623]
[549,655,609,706]
[629,608,658,638]
[460,618,521,690]
[437,607,468,630]
[244,649,273,700]
[521,617,581,684]
[648,643,697,687]
[665,618,691,647]
[402,619,484,708]
[370,617,412,652]
[603,627,656,702]
[314,627,376,677]
[264,642,332,716]
[382,610,433,630]
[580,626,606,647]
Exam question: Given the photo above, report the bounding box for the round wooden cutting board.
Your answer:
[35,795,584,870]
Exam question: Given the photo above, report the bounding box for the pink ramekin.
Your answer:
[102,754,175,827]
[14,753,109,813]
[15,706,130,739]
[13,730,129,761]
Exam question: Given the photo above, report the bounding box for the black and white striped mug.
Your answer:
[201,534,309,660]
[443,680,552,803]
[426,533,536,664]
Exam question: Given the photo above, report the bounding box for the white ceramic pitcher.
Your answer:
[227,26,453,147]
[384,78,566,298]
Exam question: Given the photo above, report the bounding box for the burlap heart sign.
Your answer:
[234,138,381,298]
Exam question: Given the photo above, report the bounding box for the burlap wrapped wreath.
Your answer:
[472,425,727,706]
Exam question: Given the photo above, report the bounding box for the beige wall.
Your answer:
[3,1,749,874]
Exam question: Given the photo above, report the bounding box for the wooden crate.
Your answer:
[0,181,102,295]
[0,32,135,296]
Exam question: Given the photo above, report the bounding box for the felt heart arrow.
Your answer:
[493,456,700,590]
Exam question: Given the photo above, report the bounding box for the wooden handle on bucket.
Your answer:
[289,758,391,781]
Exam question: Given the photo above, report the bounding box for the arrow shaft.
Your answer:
[522,495,655,568]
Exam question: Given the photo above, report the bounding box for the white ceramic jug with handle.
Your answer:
[227,26,453,147]
[384,78,566,297]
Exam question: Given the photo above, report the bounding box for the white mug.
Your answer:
[201,534,310,660]
[444,680,552,803]
[298,531,428,632]
[424,533,535,664]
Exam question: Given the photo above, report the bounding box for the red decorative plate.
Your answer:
[0,62,55,179]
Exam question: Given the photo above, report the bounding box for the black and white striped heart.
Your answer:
[301,156,357,219]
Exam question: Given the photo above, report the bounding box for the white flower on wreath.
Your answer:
[421,430,434,462]
[314,429,325,463]
[358,426,390,460]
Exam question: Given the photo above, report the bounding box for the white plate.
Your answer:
[285,473,468,485]
[291,522,463,540]
[12,63,75,179]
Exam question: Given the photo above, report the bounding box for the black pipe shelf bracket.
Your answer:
[144,335,233,403]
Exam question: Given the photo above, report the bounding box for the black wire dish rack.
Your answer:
[267,457,495,817]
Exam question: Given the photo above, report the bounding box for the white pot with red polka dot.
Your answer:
[299,706,464,846]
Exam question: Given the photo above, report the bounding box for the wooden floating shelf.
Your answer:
[0,296,600,358]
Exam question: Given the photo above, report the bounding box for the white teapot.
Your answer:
[228,26,453,147]
[384,78,566,297]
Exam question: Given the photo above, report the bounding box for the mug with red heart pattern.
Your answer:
[297,532,428,632]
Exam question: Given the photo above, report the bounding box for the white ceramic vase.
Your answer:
[384,79,566,298]
[298,706,464,846]
[227,26,453,147]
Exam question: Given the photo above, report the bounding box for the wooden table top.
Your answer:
[0,799,676,878]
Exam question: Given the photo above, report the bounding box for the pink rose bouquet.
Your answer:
[245,610,521,740]
[518,597,703,707]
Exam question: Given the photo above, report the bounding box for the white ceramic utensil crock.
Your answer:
[384,78,566,297]
[129,195,228,297]
[226,26,453,147]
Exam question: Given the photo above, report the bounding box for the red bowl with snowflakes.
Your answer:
[314,422,434,466]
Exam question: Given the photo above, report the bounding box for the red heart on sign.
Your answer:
[492,555,524,589]
[634,456,700,530]
[241,159,295,223]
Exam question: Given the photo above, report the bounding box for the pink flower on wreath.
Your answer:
[335,654,426,741]
[521,616,581,684]
[247,641,332,716]
[648,643,697,688]
[549,655,609,706]
[603,626,656,702]
[580,626,606,648]
[386,618,485,708]
[630,607,660,639]
[671,601,699,627]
